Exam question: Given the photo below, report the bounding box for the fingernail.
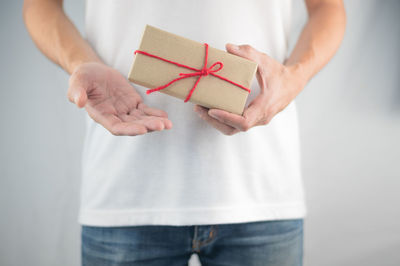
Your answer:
[208,110,217,119]
[228,43,239,50]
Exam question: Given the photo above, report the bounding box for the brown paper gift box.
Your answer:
[128,25,257,115]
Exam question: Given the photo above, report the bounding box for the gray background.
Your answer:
[1,1,399,266]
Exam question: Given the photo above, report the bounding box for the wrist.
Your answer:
[63,44,103,74]
[286,63,310,94]
[68,57,103,75]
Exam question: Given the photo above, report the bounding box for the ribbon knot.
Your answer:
[180,62,223,78]
[134,43,250,103]
[201,69,210,76]
[205,62,223,75]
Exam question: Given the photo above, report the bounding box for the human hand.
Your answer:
[194,44,306,136]
[68,62,172,136]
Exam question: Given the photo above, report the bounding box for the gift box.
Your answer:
[128,25,257,115]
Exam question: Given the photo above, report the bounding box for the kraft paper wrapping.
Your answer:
[128,25,257,115]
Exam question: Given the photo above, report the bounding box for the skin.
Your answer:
[23,0,346,136]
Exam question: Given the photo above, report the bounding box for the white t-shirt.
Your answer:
[80,0,306,226]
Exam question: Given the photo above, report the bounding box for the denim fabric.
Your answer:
[82,219,303,266]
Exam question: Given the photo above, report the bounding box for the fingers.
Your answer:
[162,118,173,130]
[75,88,88,108]
[67,85,87,108]
[121,113,172,131]
[206,92,272,131]
[110,122,149,136]
[138,102,169,118]
[86,102,173,136]
[225,43,263,64]
[139,116,172,131]
[194,105,239,136]
[208,108,255,132]
[242,93,267,125]
[86,105,147,136]
[133,103,173,130]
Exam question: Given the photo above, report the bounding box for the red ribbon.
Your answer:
[134,43,251,103]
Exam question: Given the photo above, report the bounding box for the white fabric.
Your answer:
[80,0,306,226]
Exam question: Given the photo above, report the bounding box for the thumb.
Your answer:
[225,43,260,63]
[67,86,87,108]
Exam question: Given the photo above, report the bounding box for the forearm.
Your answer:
[23,0,101,74]
[286,0,346,88]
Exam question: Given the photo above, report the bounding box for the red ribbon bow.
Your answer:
[134,43,250,103]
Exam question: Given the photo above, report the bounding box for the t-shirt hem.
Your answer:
[78,202,307,226]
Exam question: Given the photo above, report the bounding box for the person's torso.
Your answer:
[80,0,305,226]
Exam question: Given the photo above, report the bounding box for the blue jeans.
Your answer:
[82,219,303,266]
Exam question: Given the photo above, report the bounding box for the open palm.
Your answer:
[68,62,172,136]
